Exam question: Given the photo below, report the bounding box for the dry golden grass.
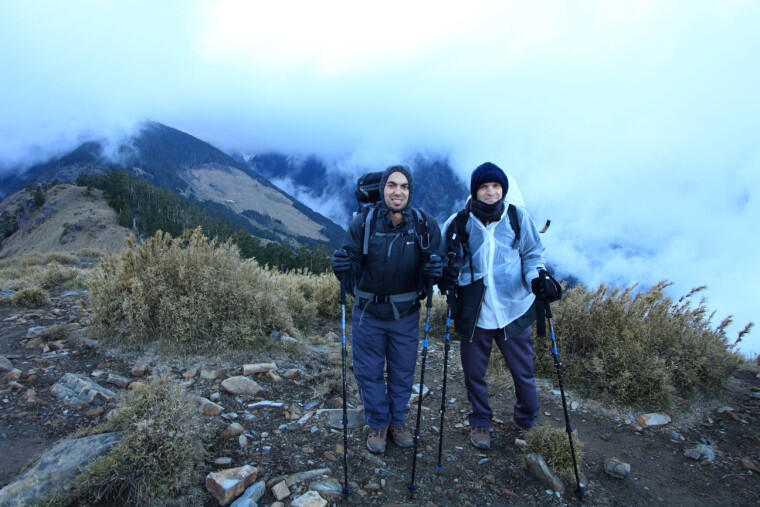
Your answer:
[0,252,89,297]
[45,375,209,506]
[531,282,745,409]
[10,287,48,308]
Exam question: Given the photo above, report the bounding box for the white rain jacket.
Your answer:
[442,204,546,330]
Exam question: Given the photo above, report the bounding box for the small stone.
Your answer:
[282,368,301,379]
[636,413,671,427]
[248,400,284,408]
[85,407,104,418]
[325,408,364,429]
[201,368,222,380]
[199,397,224,416]
[684,449,702,460]
[242,362,277,375]
[514,438,527,448]
[524,453,564,493]
[205,465,258,505]
[106,373,129,388]
[238,434,248,448]
[2,369,21,382]
[0,355,14,372]
[214,457,233,466]
[230,481,266,507]
[271,480,291,501]
[323,451,336,462]
[222,376,264,396]
[740,457,760,474]
[570,401,579,410]
[604,457,631,479]
[130,359,149,377]
[268,370,283,382]
[90,369,105,378]
[221,423,244,439]
[128,381,146,391]
[210,392,221,402]
[478,458,489,465]
[291,490,327,507]
[182,368,198,379]
[309,478,343,500]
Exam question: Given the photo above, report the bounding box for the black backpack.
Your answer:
[354,171,429,256]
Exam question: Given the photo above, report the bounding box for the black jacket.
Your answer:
[343,205,442,320]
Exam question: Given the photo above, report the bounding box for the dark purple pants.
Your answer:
[460,326,538,428]
[351,309,420,429]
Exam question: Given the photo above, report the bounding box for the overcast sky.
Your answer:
[1,1,758,355]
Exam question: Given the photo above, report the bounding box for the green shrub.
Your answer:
[11,287,48,308]
[88,228,293,353]
[524,424,583,486]
[531,282,744,409]
[56,375,209,506]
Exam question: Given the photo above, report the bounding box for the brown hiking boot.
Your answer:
[389,424,413,447]
[366,426,388,454]
[470,426,491,450]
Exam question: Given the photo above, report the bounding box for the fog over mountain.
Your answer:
[1,2,758,354]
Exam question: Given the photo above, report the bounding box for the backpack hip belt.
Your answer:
[355,289,420,320]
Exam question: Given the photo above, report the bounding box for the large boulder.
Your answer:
[0,432,121,507]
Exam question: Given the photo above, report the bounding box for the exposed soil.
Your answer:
[1,289,759,506]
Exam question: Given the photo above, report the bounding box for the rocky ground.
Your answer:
[1,287,759,506]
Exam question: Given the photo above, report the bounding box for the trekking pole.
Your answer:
[436,291,452,471]
[339,276,350,497]
[409,281,433,496]
[541,273,585,499]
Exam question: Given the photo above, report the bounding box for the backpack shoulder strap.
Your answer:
[362,205,376,256]
[507,204,520,248]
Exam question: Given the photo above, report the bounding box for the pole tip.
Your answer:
[435,465,444,473]
[575,484,586,499]
[342,487,350,496]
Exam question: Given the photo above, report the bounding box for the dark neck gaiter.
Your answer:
[469,197,505,225]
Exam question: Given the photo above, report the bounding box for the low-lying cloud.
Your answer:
[1,1,758,354]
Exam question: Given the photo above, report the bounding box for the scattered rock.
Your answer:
[604,457,631,479]
[286,468,331,487]
[201,368,223,380]
[297,411,315,426]
[0,433,121,506]
[106,373,130,388]
[230,481,266,507]
[130,359,150,377]
[291,490,327,507]
[514,438,527,448]
[636,413,671,427]
[271,480,291,501]
[199,397,224,416]
[222,376,264,396]
[214,457,233,466]
[268,370,284,382]
[205,465,258,506]
[0,355,13,372]
[26,326,48,338]
[740,457,760,474]
[51,373,119,406]
[281,335,298,345]
[282,368,301,379]
[221,423,245,439]
[182,368,198,379]
[238,434,248,449]
[684,448,702,460]
[243,362,277,375]
[85,406,105,418]
[2,369,21,382]
[524,453,564,493]
[309,478,343,500]
[325,408,365,429]
[248,400,284,408]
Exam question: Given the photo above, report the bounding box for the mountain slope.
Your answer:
[0,122,345,248]
[0,184,130,257]
[247,152,469,227]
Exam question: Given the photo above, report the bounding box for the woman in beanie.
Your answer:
[440,162,559,450]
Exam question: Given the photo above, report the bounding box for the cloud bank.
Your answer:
[0,0,758,354]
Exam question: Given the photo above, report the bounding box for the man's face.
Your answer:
[476,181,503,205]
[384,171,410,212]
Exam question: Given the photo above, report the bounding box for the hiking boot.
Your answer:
[470,426,491,450]
[389,424,413,447]
[366,426,388,454]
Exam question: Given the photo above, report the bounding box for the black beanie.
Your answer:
[470,162,508,201]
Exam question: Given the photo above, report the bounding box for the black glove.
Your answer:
[438,257,460,293]
[331,249,352,275]
[531,269,561,302]
[422,254,443,281]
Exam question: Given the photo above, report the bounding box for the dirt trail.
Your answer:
[1,294,759,506]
